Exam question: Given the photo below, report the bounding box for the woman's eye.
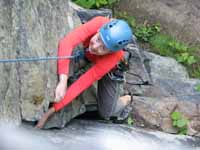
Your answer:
[102,46,107,51]
[98,37,101,42]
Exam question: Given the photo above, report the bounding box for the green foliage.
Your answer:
[171,111,189,135]
[168,40,188,53]
[127,116,134,125]
[167,40,197,65]
[176,53,196,65]
[115,11,136,28]
[72,0,120,9]
[195,84,200,92]
[72,0,94,9]
[149,34,175,56]
[150,34,197,66]
[135,24,160,42]
[192,67,200,78]
[150,33,200,78]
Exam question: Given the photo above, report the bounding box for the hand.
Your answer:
[55,81,67,102]
[35,107,55,129]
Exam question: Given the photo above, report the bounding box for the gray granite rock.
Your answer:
[130,95,200,136]
[0,120,200,150]
[0,0,82,125]
[144,52,189,81]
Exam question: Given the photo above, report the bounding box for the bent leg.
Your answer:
[97,74,131,120]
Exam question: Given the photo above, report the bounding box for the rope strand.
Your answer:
[0,55,77,63]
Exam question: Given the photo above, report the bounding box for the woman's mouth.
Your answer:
[88,47,95,54]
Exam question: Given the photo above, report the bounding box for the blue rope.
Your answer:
[0,55,76,63]
[0,49,86,63]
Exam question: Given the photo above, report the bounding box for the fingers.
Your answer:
[35,119,45,129]
[55,90,61,102]
[55,90,64,102]
[35,114,49,129]
[35,115,48,129]
[55,91,65,102]
[35,123,42,129]
[55,95,63,102]
[35,108,56,129]
[54,96,60,102]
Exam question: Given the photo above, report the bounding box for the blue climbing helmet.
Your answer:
[99,19,133,51]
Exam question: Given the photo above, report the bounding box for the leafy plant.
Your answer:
[72,0,95,9]
[176,53,196,65]
[127,116,134,125]
[191,66,200,78]
[195,84,200,92]
[149,34,175,56]
[115,11,136,28]
[168,40,188,53]
[150,34,197,66]
[171,111,189,135]
[72,0,120,9]
[135,24,160,42]
[166,40,197,65]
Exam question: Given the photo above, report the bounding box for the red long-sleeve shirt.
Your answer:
[53,16,124,112]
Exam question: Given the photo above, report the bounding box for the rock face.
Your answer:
[0,0,21,125]
[0,0,82,124]
[117,0,200,46]
[0,0,111,128]
[128,50,200,136]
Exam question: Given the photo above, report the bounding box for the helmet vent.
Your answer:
[118,40,129,45]
[118,41,122,45]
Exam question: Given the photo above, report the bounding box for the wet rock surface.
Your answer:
[1,120,200,150]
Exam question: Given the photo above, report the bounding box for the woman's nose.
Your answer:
[92,42,101,49]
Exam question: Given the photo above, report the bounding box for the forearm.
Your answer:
[59,74,68,84]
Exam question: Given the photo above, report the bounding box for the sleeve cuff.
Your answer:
[53,102,64,112]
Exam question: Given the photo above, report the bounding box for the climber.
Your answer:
[36,16,134,128]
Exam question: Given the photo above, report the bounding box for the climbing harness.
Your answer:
[108,50,131,83]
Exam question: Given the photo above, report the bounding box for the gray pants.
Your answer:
[69,49,126,120]
[97,74,124,120]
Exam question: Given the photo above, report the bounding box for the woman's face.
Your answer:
[88,32,110,55]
